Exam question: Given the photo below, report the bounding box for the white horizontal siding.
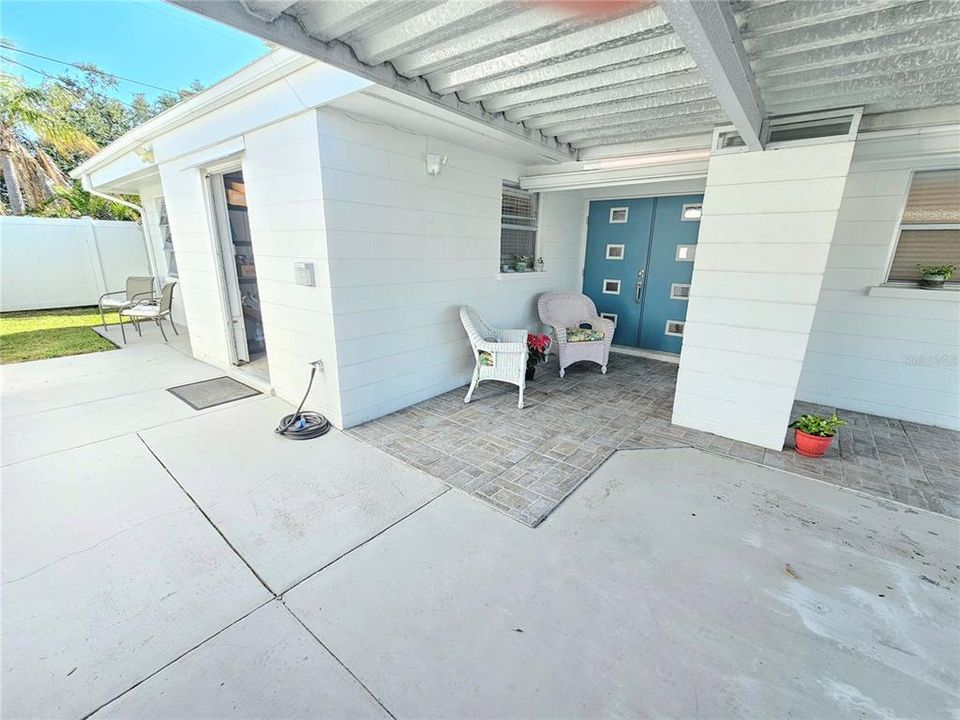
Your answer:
[242,112,342,425]
[157,159,231,367]
[317,109,587,427]
[673,141,856,449]
[797,129,960,430]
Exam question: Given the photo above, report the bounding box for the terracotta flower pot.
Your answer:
[794,429,835,458]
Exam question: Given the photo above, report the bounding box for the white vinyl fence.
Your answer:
[0,216,151,312]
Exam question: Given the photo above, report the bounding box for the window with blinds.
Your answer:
[887,169,960,283]
[500,182,539,271]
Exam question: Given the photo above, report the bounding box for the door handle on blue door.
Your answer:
[636,269,644,303]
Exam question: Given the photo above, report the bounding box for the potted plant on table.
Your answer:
[788,413,847,458]
[526,333,550,381]
[916,263,956,289]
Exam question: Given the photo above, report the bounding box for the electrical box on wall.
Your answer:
[294,262,315,287]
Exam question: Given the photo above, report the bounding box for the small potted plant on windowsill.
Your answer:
[788,413,847,458]
[916,264,956,289]
[526,333,550,381]
[514,255,531,273]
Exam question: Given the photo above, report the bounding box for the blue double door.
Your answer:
[582,194,702,354]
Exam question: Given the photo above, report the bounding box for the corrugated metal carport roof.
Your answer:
[171,0,960,158]
[737,0,960,116]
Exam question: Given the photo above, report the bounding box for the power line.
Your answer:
[0,45,177,94]
[1,56,144,112]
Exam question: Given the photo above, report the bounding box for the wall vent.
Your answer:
[712,108,862,154]
[765,109,862,148]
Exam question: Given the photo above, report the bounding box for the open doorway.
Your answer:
[210,168,269,382]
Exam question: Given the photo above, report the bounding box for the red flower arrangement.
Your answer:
[527,333,551,370]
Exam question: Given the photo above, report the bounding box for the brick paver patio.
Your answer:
[349,353,959,526]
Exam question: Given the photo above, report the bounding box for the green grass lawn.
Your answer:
[0,307,119,364]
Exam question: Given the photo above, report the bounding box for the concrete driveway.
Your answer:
[2,333,958,718]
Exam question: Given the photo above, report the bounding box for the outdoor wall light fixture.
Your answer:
[425,153,448,176]
[134,144,155,164]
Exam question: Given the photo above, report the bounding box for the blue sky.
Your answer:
[1,0,271,101]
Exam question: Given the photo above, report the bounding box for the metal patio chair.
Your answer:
[98,276,156,330]
[459,306,528,409]
[119,281,178,344]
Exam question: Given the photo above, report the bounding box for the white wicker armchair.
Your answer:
[459,306,529,409]
[538,292,615,378]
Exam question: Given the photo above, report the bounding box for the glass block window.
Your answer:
[500,183,539,271]
[158,199,178,278]
[888,169,960,283]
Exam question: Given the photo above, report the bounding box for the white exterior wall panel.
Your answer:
[672,142,856,450]
[315,110,587,427]
[797,128,960,430]
[241,112,343,425]
[156,158,232,368]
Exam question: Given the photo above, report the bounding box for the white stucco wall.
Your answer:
[797,127,960,430]
[315,109,587,427]
[672,143,856,450]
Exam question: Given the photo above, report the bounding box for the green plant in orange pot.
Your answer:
[789,413,847,458]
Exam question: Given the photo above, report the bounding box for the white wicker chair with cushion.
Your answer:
[537,292,615,378]
[459,306,529,409]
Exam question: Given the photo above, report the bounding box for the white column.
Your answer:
[672,142,855,450]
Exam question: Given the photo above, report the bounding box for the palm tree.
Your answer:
[0,75,98,214]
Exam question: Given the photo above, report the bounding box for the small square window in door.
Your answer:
[676,245,697,262]
[605,244,625,260]
[665,320,685,337]
[609,207,629,223]
[602,279,621,295]
[670,283,691,300]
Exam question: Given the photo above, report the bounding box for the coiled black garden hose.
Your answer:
[275,362,330,440]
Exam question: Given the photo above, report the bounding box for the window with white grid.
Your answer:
[887,169,960,283]
[500,182,539,271]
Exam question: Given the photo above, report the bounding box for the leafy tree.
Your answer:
[35,182,139,221]
[0,54,203,217]
[0,74,97,214]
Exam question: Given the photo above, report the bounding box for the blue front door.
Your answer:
[583,199,654,346]
[582,194,702,354]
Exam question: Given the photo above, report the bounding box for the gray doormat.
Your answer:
[167,376,260,410]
